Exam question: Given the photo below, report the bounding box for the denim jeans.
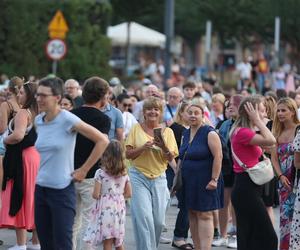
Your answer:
[35,182,76,250]
[73,179,95,250]
[129,167,170,250]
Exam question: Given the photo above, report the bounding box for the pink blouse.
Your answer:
[231,127,262,173]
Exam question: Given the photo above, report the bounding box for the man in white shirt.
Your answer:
[116,93,137,138]
[236,58,252,90]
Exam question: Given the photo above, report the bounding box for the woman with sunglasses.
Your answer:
[0,82,40,250]
[33,77,109,250]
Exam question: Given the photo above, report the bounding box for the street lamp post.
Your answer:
[163,0,174,91]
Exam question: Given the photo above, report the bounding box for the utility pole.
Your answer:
[274,16,280,68]
[205,20,212,72]
[163,0,174,91]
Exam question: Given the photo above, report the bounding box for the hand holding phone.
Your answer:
[153,127,166,150]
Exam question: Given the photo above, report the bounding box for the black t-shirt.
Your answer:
[71,107,111,178]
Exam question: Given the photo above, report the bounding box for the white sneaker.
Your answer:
[212,237,228,247]
[8,245,27,250]
[27,242,41,250]
[227,235,237,249]
[159,236,172,244]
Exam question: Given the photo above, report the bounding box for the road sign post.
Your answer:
[47,10,69,75]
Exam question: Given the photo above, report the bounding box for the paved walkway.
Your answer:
[0,198,280,250]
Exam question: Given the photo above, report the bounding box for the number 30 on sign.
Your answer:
[46,39,67,61]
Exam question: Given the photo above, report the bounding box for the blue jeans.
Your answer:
[35,182,76,250]
[258,73,266,93]
[129,167,170,250]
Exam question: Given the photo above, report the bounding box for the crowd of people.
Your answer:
[0,56,300,250]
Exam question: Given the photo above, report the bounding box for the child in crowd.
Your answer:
[84,140,132,250]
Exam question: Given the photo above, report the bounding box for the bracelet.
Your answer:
[278,174,284,180]
[211,177,218,182]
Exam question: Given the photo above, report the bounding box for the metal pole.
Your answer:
[163,0,174,91]
[274,16,280,67]
[205,20,212,72]
[52,60,58,75]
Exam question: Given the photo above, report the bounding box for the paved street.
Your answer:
[0,198,279,250]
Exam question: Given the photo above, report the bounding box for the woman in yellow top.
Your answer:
[126,96,178,250]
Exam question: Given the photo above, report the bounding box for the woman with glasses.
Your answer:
[0,82,40,250]
[33,77,109,250]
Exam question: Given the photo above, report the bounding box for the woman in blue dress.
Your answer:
[179,99,224,250]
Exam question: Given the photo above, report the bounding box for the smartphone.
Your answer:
[153,127,163,142]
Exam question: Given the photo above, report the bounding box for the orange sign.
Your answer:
[48,10,69,40]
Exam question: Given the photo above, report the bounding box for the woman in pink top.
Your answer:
[230,96,277,250]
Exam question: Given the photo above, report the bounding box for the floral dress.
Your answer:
[290,134,300,250]
[84,169,129,247]
[277,143,296,250]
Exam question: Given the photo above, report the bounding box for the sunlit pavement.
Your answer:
[0,197,280,250]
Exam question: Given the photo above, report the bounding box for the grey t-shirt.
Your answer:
[35,110,81,189]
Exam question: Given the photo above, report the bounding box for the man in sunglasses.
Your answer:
[116,93,137,139]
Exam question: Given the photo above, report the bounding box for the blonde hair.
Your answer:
[143,96,164,122]
[272,97,299,139]
[264,95,277,120]
[230,96,262,137]
[187,97,213,126]
[212,93,226,104]
[101,140,127,176]
[173,102,190,125]
[9,76,24,95]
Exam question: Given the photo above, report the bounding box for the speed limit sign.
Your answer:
[46,39,67,60]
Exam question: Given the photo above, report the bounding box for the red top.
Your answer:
[231,127,262,173]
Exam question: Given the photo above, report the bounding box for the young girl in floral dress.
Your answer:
[84,140,132,250]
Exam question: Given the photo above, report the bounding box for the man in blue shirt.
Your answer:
[101,91,124,141]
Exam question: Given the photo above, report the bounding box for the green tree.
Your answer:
[0,0,112,82]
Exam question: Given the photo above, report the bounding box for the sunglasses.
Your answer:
[123,103,132,108]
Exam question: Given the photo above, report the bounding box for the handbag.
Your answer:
[171,147,189,196]
[231,147,274,185]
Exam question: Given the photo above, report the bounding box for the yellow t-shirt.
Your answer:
[125,124,179,179]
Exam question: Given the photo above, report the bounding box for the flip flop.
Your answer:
[172,241,194,249]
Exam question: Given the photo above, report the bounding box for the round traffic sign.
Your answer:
[46,39,67,60]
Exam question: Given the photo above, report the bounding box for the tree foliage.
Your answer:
[0,0,112,81]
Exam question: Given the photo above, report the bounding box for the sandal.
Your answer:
[172,241,194,249]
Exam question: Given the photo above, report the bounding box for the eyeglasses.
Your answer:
[168,95,180,99]
[35,93,54,98]
[123,103,132,108]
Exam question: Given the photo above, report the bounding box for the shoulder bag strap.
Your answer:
[166,104,174,118]
[231,146,248,171]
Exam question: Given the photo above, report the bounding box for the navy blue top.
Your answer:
[179,125,224,211]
